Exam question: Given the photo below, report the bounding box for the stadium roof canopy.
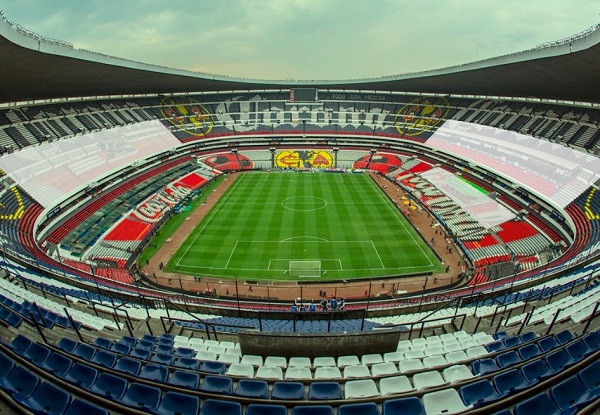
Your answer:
[1,16,599,105]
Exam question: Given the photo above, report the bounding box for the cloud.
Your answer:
[2,0,598,80]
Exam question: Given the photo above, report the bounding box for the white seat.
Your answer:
[225,348,241,357]
[383,351,404,363]
[460,339,478,349]
[255,365,283,380]
[445,350,469,364]
[338,355,360,368]
[371,362,398,377]
[424,346,444,357]
[413,370,449,390]
[475,334,495,345]
[188,338,204,346]
[226,363,254,378]
[219,341,235,349]
[204,339,220,348]
[423,388,473,414]
[423,355,447,368]
[207,346,226,355]
[190,344,207,353]
[343,364,371,379]
[443,343,462,353]
[412,338,427,347]
[174,335,189,343]
[379,375,415,396]
[314,366,342,379]
[264,356,287,368]
[240,355,263,366]
[465,345,488,359]
[442,365,474,383]
[195,351,217,361]
[405,349,425,359]
[217,353,240,365]
[397,340,412,350]
[285,366,312,380]
[426,335,442,345]
[399,358,424,373]
[288,357,311,368]
[344,379,380,399]
[361,353,383,365]
[313,357,336,367]
[440,333,456,343]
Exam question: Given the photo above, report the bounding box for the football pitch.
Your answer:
[166,172,443,281]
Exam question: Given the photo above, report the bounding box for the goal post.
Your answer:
[288,260,322,278]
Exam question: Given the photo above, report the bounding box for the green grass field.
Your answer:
[166,172,443,281]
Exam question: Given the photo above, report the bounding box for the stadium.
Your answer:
[0,7,599,415]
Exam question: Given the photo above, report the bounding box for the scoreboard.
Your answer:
[290,88,319,103]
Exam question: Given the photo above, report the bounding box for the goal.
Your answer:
[288,260,322,278]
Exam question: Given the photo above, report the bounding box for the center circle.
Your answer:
[281,196,328,212]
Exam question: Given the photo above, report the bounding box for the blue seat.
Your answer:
[514,391,577,415]
[90,350,118,368]
[4,312,22,328]
[40,352,73,377]
[0,365,40,396]
[565,339,591,361]
[87,372,128,400]
[174,347,195,358]
[382,396,425,415]
[272,381,305,400]
[64,399,109,415]
[503,336,522,348]
[155,391,200,415]
[518,343,541,360]
[519,331,536,343]
[157,338,174,347]
[200,375,233,395]
[485,341,507,353]
[338,402,380,415]
[155,344,174,355]
[308,382,342,400]
[110,342,131,355]
[22,343,51,366]
[56,338,78,353]
[493,331,509,340]
[246,404,288,415]
[118,336,137,347]
[201,360,226,375]
[235,379,269,398]
[0,351,15,380]
[9,334,32,356]
[583,331,600,352]
[159,333,175,342]
[72,343,97,361]
[493,369,531,397]
[550,375,596,411]
[139,363,169,383]
[496,351,522,368]
[136,340,155,351]
[129,347,152,360]
[200,398,242,415]
[471,358,500,375]
[117,382,161,411]
[578,361,600,396]
[545,349,575,372]
[114,357,142,376]
[175,357,200,370]
[151,353,175,366]
[12,381,71,415]
[141,335,157,344]
[291,405,334,415]
[167,370,200,390]
[554,330,574,345]
[521,359,555,383]
[93,337,112,349]
[537,336,559,353]
[458,379,501,407]
[62,363,98,388]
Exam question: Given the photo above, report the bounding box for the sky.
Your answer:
[1,0,599,80]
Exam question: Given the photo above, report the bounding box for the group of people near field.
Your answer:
[290,297,345,312]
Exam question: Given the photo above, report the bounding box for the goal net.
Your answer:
[288,260,322,278]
